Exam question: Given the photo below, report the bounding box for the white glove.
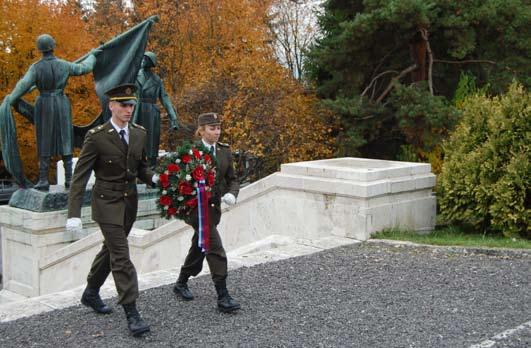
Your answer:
[66,217,83,233]
[222,193,236,206]
[152,174,160,184]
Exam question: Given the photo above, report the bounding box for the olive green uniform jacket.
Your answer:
[67,121,154,226]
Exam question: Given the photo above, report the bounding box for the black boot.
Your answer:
[63,155,73,189]
[215,282,240,313]
[34,156,50,191]
[173,276,194,301]
[123,302,150,337]
[81,287,112,314]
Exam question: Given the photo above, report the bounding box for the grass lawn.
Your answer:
[371,226,531,249]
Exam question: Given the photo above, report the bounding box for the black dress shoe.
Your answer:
[81,287,112,314]
[173,282,194,301]
[123,303,150,337]
[215,285,241,313]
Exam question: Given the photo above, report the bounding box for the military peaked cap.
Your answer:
[198,112,221,126]
[105,83,137,105]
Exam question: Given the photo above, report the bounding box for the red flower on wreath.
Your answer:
[204,154,212,163]
[207,170,216,186]
[185,197,198,207]
[178,181,194,195]
[168,207,177,216]
[181,154,192,164]
[160,195,172,206]
[192,166,205,181]
[167,163,180,173]
[159,173,170,188]
[192,148,201,159]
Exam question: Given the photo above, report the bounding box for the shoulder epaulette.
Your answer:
[131,122,146,131]
[88,124,105,135]
[217,142,230,147]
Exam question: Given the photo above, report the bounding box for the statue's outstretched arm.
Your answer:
[159,83,178,130]
[8,65,37,105]
[69,53,98,76]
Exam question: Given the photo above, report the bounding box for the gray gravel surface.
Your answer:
[0,242,529,347]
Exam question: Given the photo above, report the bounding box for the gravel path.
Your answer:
[1,242,529,347]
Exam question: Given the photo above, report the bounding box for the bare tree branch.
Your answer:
[420,28,434,95]
[433,59,497,65]
[376,64,418,103]
[361,70,398,98]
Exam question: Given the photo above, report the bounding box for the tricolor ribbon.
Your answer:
[197,179,211,253]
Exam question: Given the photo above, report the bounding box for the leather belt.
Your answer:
[95,180,136,191]
[40,89,64,96]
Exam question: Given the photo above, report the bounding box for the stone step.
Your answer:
[0,235,359,323]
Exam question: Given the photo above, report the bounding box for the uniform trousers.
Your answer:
[180,217,228,285]
[86,206,138,305]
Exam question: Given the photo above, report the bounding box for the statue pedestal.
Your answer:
[8,184,157,212]
[8,186,89,212]
[0,185,160,298]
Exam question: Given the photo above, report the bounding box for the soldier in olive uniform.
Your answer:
[5,34,99,190]
[133,51,179,168]
[66,84,157,337]
[173,112,241,313]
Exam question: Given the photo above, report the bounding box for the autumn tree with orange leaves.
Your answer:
[133,0,336,176]
[1,0,336,180]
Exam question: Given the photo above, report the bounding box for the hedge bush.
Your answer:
[438,82,530,238]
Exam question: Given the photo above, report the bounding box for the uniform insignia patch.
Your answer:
[89,124,105,135]
[132,122,146,131]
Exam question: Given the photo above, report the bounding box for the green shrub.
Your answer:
[438,82,530,238]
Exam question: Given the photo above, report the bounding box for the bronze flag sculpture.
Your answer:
[0,16,159,190]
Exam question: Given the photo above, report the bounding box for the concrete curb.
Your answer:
[367,238,531,258]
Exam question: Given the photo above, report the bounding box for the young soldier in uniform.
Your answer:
[66,83,157,337]
[173,112,241,313]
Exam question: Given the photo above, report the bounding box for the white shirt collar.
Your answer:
[202,139,215,150]
[110,119,129,134]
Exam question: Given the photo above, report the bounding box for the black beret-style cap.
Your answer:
[104,83,137,105]
[198,112,221,126]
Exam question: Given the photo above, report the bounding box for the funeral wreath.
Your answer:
[155,142,216,220]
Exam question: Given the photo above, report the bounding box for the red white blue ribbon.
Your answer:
[197,179,210,253]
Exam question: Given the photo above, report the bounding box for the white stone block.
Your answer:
[57,158,95,186]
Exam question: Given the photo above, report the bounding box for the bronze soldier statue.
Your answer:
[173,112,241,313]
[133,51,179,168]
[66,84,157,337]
[5,34,99,190]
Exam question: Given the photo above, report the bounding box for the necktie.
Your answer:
[210,145,215,156]
[119,129,128,148]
